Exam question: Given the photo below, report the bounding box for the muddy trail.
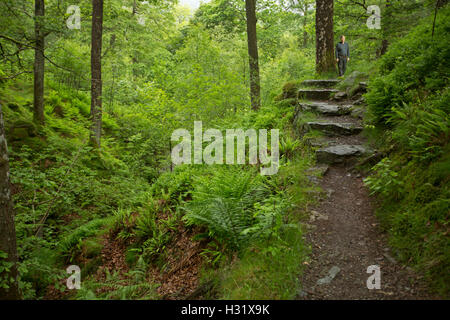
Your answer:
[294,80,437,300]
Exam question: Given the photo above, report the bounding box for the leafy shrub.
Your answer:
[150,165,197,205]
[364,158,404,199]
[365,6,450,125]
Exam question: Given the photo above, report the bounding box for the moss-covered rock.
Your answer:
[276,80,302,100]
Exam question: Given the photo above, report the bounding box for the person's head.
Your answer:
[340,35,346,43]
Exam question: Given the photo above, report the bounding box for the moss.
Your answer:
[82,238,103,259]
[277,80,302,100]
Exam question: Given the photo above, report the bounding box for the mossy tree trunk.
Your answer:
[245,0,261,111]
[315,0,335,74]
[0,106,21,300]
[90,0,103,148]
[33,0,45,125]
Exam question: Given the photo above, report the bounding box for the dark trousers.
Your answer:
[338,55,347,76]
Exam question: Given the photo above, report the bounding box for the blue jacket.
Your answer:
[335,42,350,58]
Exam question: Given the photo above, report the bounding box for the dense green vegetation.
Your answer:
[0,0,448,299]
[363,5,450,296]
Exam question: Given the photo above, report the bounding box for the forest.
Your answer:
[0,0,448,301]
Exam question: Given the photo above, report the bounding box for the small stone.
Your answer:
[326,188,334,198]
[316,266,341,285]
[333,91,347,101]
[297,289,308,298]
[383,253,397,264]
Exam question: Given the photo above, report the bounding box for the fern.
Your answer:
[183,168,276,251]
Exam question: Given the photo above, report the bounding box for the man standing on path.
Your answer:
[336,35,350,77]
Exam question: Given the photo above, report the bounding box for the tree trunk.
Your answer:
[379,0,391,57]
[33,0,45,125]
[315,0,335,74]
[0,105,21,300]
[90,0,103,148]
[245,0,261,111]
[303,3,309,47]
[133,0,137,15]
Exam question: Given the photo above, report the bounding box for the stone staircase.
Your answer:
[294,79,372,165]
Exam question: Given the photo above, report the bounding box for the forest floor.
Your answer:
[296,81,438,300]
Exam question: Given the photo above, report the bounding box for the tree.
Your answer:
[288,0,314,47]
[0,105,21,300]
[315,0,335,74]
[33,0,45,124]
[378,0,391,57]
[245,0,261,110]
[90,0,104,147]
[193,0,245,34]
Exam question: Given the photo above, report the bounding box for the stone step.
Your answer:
[316,144,369,164]
[300,102,352,116]
[298,88,339,101]
[301,79,340,88]
[305,122,363,136]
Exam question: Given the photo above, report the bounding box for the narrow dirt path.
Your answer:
[295,80,437,300]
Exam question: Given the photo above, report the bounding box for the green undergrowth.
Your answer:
[363,5,450,298]
[1,70,318,299]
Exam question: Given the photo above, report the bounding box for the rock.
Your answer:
[280,80,302,100]
[305,122,363,136]
[306,164,329,176]
[300,102,352,116]
[341,71,364,87]
[310,210,328,221]
[316,266,341,285]
[298,88,339,100]
[316,144,369,164]
[348,83,367,97]
[383,253,397,264]
[306,176,320,184]
[333,91,347,101]
[303,223,317,231]
[350,106,365,119]
[353,96,365,105]
[297,289,308,298]
[326,188,334,198]
[301,79,339,88]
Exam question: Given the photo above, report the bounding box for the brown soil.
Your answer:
[149,225,206,300]
[298,166,437,299]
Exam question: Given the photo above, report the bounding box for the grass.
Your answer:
[218,226,307,299]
